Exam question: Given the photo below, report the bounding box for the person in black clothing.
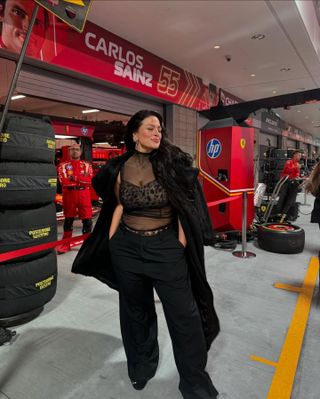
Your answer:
[305,162,320,227]
[305,162,320,289]
[72,110,220,399]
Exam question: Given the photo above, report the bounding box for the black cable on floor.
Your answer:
[0,327,17,346]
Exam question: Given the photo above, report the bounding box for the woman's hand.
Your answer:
[109,204,123,239]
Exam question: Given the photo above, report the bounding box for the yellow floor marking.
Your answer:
[266,257,319,399]
[250,355,278,368]
[64,0,85,6]
[273,283,302,293]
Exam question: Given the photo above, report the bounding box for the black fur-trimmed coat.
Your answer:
[311,196,320,223]
[72,151,220,349]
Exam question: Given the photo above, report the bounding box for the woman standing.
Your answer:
[72,110,220,399]
[305,162,320,227]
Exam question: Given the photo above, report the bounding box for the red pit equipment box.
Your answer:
[91,146,124,201]
[197,119,254,231]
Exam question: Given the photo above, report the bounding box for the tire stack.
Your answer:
[0,113,58,326]
[261,148,288,194]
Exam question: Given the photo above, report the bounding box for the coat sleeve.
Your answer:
[92,162,114,202]
[186,167,214,246]
[194,178,214,245]
[92,152,131,201]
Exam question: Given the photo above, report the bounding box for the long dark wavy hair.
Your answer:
[125,110,195,207]
[305,162,320,196]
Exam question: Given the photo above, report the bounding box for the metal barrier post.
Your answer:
[301,185,311,207]
[233,192,256,259]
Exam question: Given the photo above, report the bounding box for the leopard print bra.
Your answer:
[119,151,173,230]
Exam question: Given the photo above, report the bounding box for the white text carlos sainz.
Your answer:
[85,32,153,88]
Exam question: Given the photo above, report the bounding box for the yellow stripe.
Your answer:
[199,172,254,197]
[199,172,238,196]
[266,257,319,399]
[273,283,302,293]
[64,0,85,6]
[250,355,278,368]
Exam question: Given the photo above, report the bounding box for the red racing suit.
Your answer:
[280,160,300,180]
[58,160,93,219]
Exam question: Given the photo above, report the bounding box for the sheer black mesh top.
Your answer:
[119,151,173,230]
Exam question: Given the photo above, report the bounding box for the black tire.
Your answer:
[224,230,254,243]
[0,306,43,328]
[0,113,55,163]
[257,223,305,254]
[0,203,57,262]
[0,162,57,207]
[270,159,287,170]
[0,250,57,319]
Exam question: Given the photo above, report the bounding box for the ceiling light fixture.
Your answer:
[250,73,256,77]
[251,34,265,40]
[214,45,220,49]
[297,110,301,113]
[272,90,277,94]
[280,67,291,72]
[11,94,26,100]
[82,109,100,114]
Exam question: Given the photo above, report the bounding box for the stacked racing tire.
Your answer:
[0,113,58,326]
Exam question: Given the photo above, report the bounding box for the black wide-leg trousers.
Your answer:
[109,225,218,399]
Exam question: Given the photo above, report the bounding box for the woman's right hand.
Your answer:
[109,203,123,240]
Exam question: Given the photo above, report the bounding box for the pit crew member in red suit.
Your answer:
[281,150,302,179]
[57,143,93,254]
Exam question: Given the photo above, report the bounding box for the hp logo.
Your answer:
[206,138,222,159]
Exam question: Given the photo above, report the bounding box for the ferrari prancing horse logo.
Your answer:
[240,138,246,149]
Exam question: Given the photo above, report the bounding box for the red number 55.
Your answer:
[157,66,180,97]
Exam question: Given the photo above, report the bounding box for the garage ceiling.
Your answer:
[88,0,320,135]
[1,1,319,136]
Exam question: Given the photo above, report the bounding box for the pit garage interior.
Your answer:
[1,89,320,399]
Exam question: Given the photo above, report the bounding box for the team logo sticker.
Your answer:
[81,126,88,136]
[206,138,222,159]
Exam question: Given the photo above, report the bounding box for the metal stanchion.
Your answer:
[232,192,256,258]
[301,185,311,207]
